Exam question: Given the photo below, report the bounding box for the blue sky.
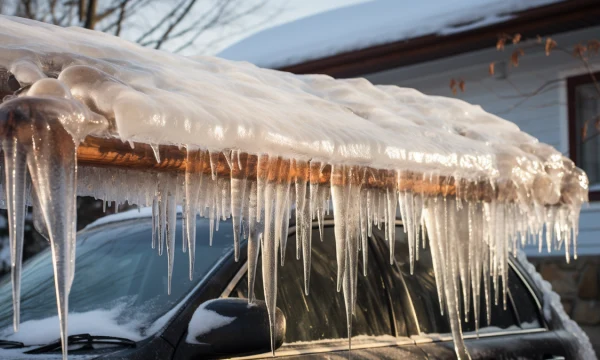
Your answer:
[119,0,371,55]
[208,0,370,55]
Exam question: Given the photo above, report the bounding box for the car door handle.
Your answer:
[543,356,565,360]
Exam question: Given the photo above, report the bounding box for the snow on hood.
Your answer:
[219,0,563,68]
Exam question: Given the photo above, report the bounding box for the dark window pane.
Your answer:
[230,226,393,342]
[575,82,600,185]
[390,226,449,334]
[507,267,542,329]
[390,225,520,334]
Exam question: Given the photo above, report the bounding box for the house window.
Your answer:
[568,71,600,201]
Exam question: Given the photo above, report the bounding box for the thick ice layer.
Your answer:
[0,15,590,193]
[0,15,590,360]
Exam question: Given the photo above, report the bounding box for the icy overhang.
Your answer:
[0,14,590,360]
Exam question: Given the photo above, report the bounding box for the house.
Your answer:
[219,0,600,351]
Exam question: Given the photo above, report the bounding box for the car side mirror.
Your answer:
[180,298,286,359]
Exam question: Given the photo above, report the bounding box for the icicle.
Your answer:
[184,148,204,279]
[151,196,159,249]
[230,154,245,262]
[182,199,188,254]
[158,180,167,256]
[309,161,320,220]
[413,193,423,262]
[275,160,291,266]
[166,192,177,295]
[470,202,482,334]
[2,137,28,332]
[208,151,219,181]
[24,115,79,360]
[425,198,446,315]
[247,181,260,302]
[317,186,327,241]
[360,188,368,277]
[294,160,312,294]
[150,144,161,163]
[342,256,353,350]
[256,154,268,222]
[403,191,416,274]
[262,157,280,355]
[367,189,373,238]
[456,202,470,322]
[331,165,348,292]
[386,185,398,265]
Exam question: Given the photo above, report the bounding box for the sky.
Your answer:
[206,0,371,55]
[133,0,373,56]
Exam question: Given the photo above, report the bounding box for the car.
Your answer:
[0,209,579,359]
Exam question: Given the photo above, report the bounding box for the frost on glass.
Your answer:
[0,15,591,360]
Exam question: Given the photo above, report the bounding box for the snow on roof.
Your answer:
[218,0,563,69]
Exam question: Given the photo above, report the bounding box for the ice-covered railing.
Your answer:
[0,15,589,360]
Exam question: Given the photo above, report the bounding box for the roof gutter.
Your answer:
[278,1,600,78]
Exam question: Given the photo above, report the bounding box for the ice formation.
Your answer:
[0,15,589,360]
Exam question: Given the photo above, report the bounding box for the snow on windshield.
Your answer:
[0,14,589,360]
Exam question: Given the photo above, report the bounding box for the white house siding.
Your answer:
[367,25,600,257]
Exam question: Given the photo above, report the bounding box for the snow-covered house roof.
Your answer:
[219,0,562,68]
[218,0,599,77]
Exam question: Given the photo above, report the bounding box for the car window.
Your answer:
[0,217,234,344]
[230,225,394,343]
[388,225,525,335]
[507,267,543,330]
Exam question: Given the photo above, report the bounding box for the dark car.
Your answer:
[0,210,578,359]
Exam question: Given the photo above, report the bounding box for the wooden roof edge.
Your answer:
[77,136,585,207]
[278,0,600,78]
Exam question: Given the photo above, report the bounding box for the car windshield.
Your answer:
[0,214,233,345]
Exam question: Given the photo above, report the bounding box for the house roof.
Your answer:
[218,0,600,78]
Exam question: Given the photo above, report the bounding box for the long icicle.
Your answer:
[331,165,348,292]
[184,148,204,279]
[247,181,260,302]
[2,136,28,332]
[24,115,78,360]
[166,188,177,295]
[262,156,280,355]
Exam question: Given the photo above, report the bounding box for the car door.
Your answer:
[224,220,426,359]
[381,223,572,360]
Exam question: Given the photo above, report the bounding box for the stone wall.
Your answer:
[530,256,600,356]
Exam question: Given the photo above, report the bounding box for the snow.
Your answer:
[0,14,589,360]
[218,0,563,68]
[83,207,153,229]
[185,300,236,344]
[516,251,597,360]
[0,307,144,345]
[83,205,181,230]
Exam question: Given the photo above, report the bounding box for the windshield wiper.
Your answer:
[0,339,24,349]
[25,333,136,354]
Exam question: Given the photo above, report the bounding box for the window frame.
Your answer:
[220,220,416,356]
[387,223,548,341]
[567,71,600,201]
[219,220,549,356]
